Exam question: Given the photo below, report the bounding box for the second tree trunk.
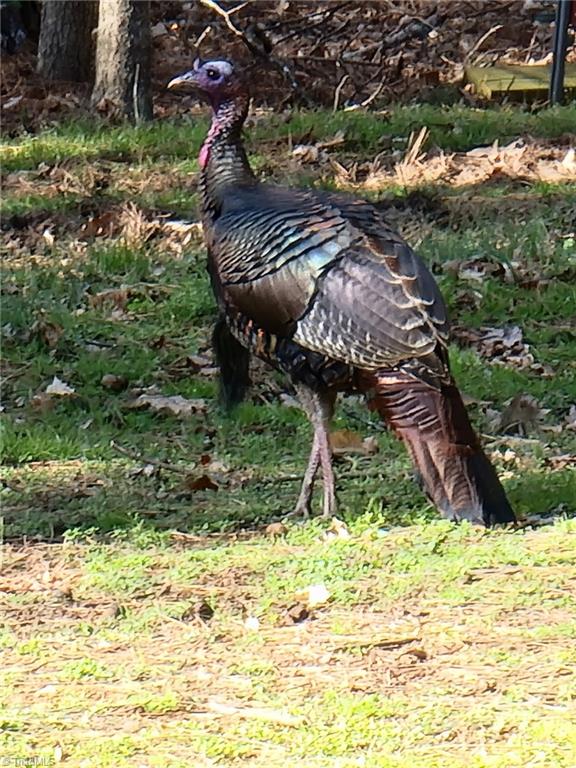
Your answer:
[92,0,153,123]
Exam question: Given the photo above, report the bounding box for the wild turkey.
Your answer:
[168,59,516,527]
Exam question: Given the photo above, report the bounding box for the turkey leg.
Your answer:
[292,431,320,518]
[292,385,336,519]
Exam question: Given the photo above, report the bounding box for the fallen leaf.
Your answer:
[29,393,55,413]
[292,144,321,163]
[203,459,229,475]
[317,130,346,149]
[45,377,75,396]
[452,324,547,372]
[330,429,378,456]
[181,600,214,623]
[294,583,331,609]
[244,616,260,631]
[127,393,207,417]
[450,257,505,282]
[282,602,310,624]
[362,436,379,455]
[546,454,576,470]
[82,210,119,239]
[32,319,63,349]
[101,373,129,392]
[498,394,543,435]
[184,474,219,492]
[196,601,215,623]
[119,202,159,247]
[331,429,363,453]
[565,405,576,431]
[89,287,130,311]
[2,95,23,111]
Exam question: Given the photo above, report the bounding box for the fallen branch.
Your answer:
[333,73,349,111]
[466,24,504,64]
[199,0,249,39]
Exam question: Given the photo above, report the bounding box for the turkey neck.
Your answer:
[199,94,256,224]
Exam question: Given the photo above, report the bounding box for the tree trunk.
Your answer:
[92,0,153,123]
[37,1,98,82]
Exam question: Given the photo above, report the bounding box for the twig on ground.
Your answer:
[333,635,420,651]
[110,440,192,475]
[333,73,350,111]
[481,434,542,445]
[195,25,212,50]
[256,466,387,485]
[358,81,386,109]
[467,24,504,64]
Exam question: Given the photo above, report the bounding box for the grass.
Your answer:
[1,103,576,766]
[2,522,576,766]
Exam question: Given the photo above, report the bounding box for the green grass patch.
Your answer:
[1,102,575,768]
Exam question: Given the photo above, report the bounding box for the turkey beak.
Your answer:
[167,71,198,92]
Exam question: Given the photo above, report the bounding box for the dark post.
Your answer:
[549,0,573,105]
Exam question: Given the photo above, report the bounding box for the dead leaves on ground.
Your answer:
[126,392,207,418]
[344,139,576,192]
[87,282,175,321]
[496,394,545,435]
[2,0,573,134]
[330,429,379,457]
[484,393,576,442]
[2,198,199,269]
[452,324,553,376]
[30,317,64,349]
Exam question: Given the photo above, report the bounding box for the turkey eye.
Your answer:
[206,68,219,80]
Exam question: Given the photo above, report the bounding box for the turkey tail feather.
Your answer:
[364,375,516,526]
[212,316,250,410]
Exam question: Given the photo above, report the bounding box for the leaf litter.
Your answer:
[452,324,554,376]
[2,1,575,133]
[126,391,207,418]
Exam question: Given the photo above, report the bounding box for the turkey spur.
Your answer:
[168,59,516,527]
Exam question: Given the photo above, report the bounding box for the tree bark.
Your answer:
[37,1,98,82]
[92,0,153,123]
